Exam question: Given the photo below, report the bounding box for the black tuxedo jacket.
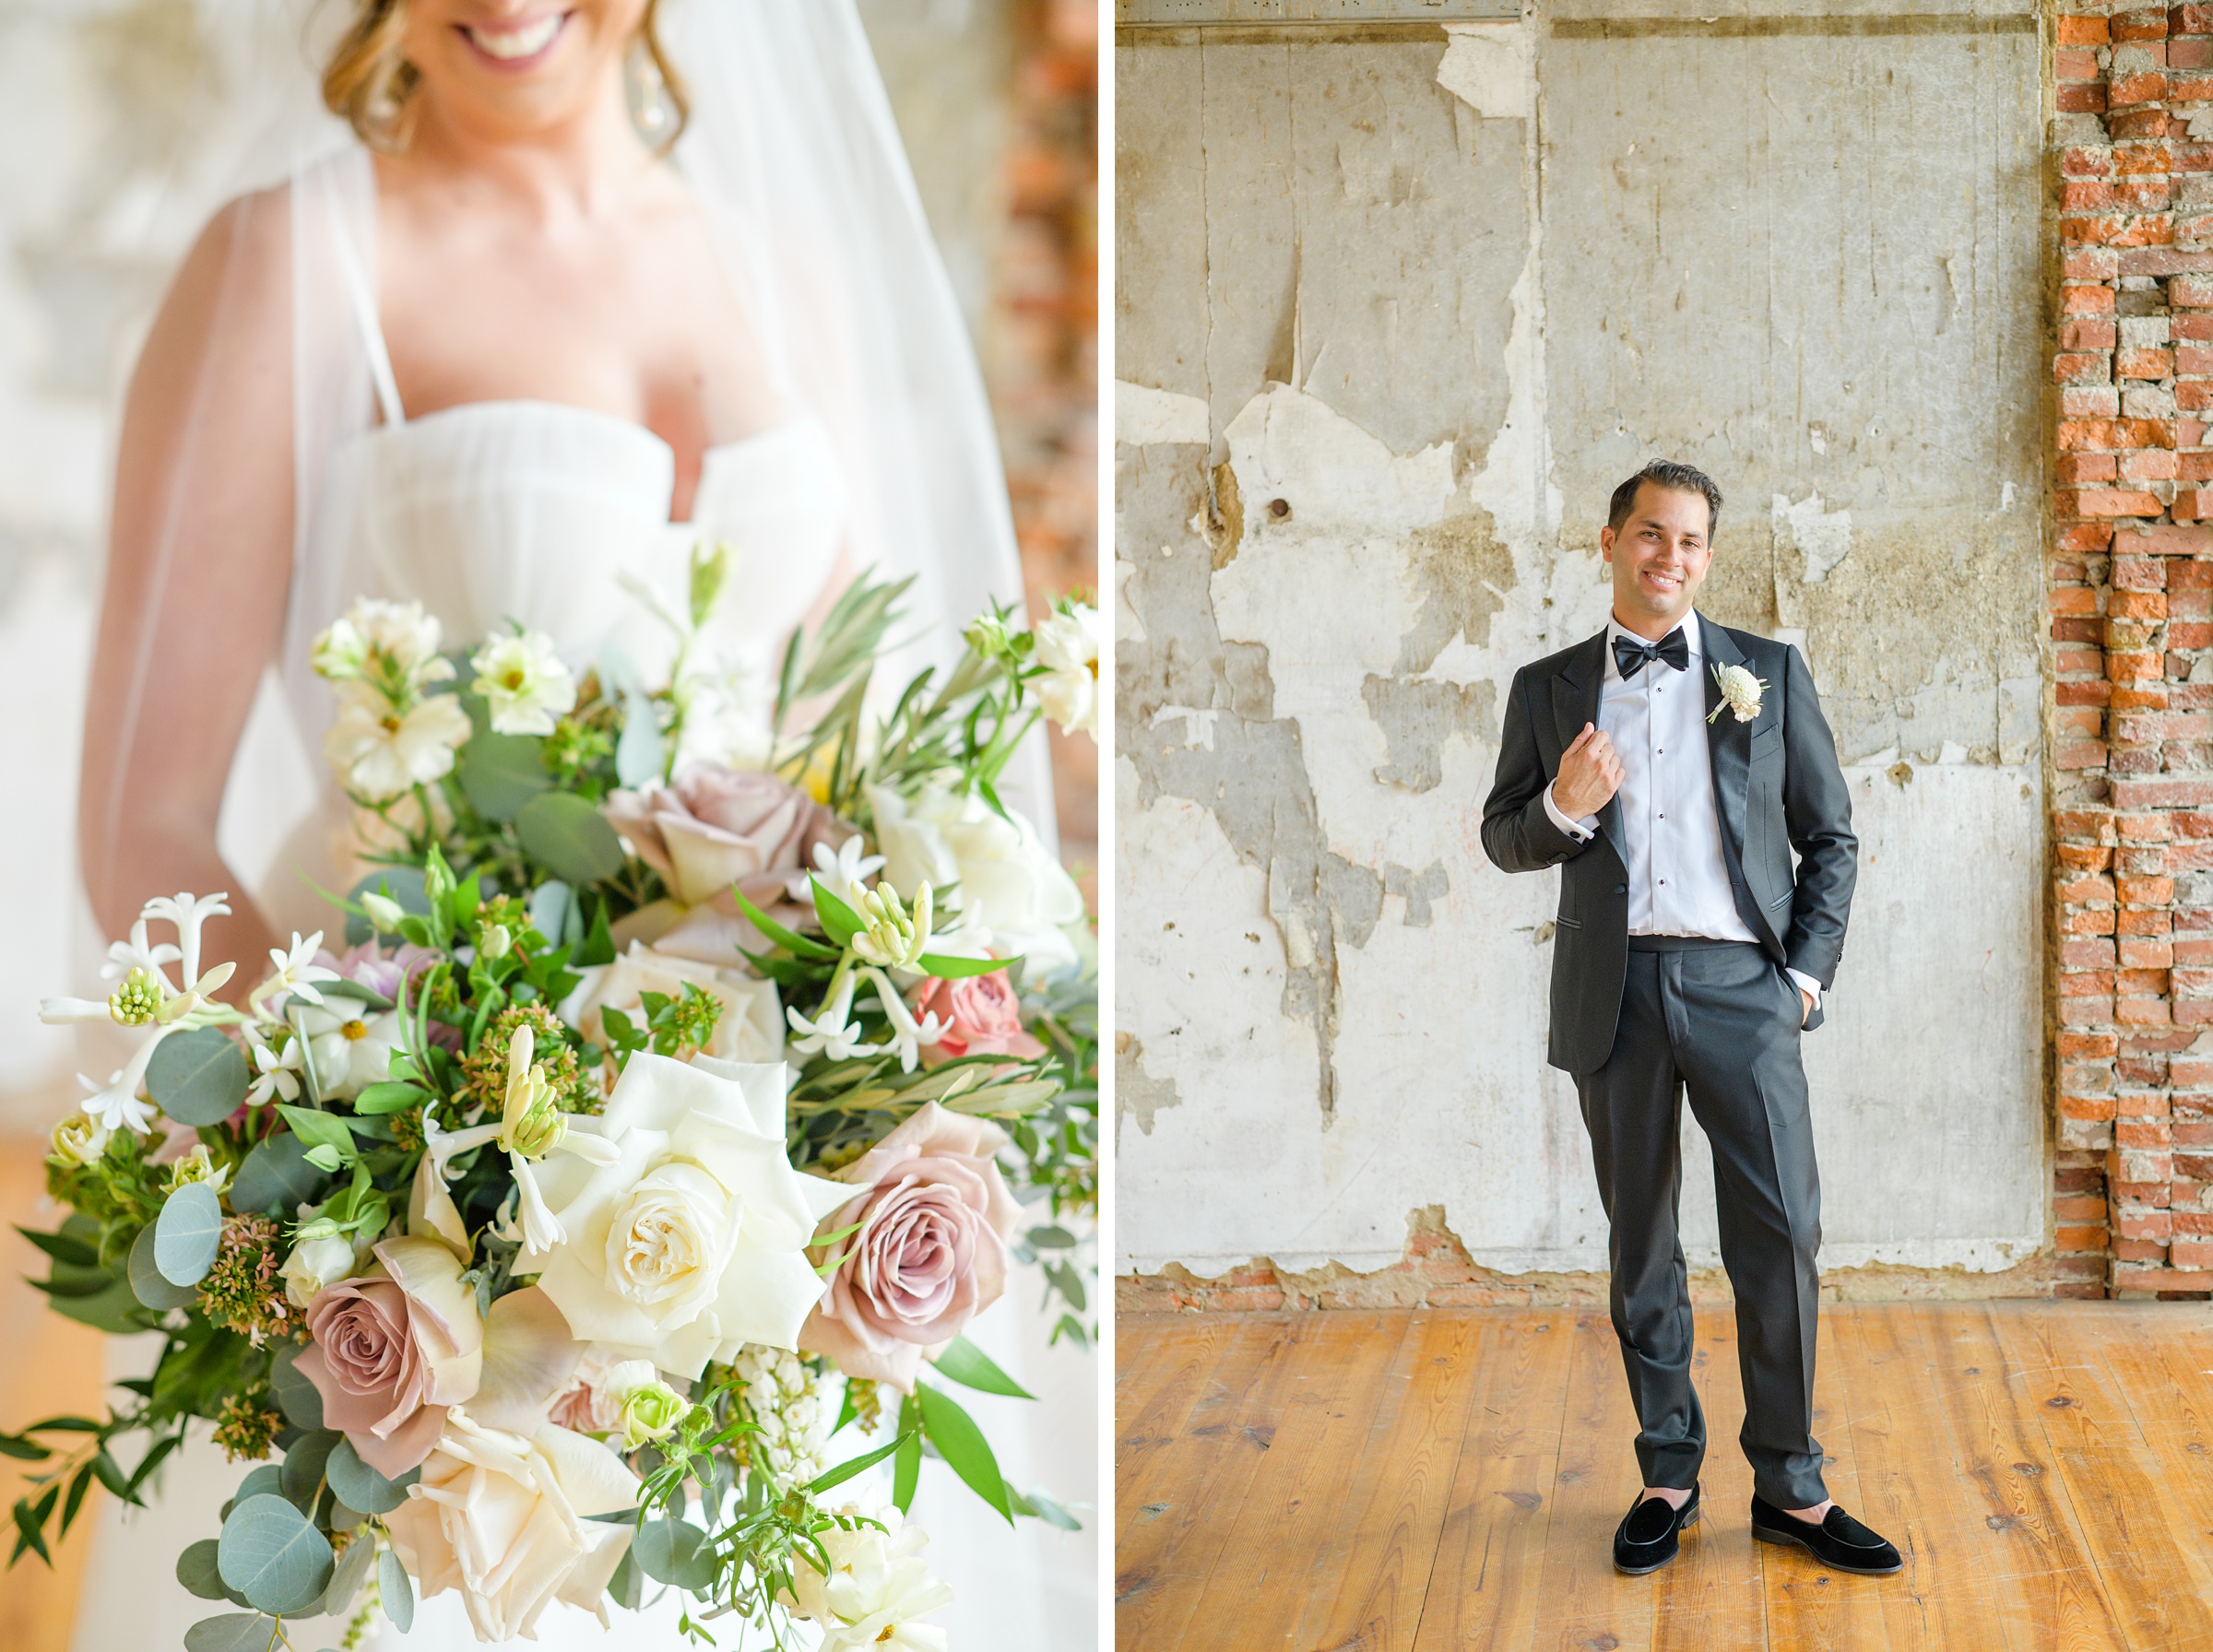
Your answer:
[1480,614,1858,1075]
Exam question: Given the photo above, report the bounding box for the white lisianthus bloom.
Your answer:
[352,597,448,683]
[599,1361,687,1447]
[1031,603,1100,738]
[779,1505,953,1652]
[310,615,369,681]
[290,1003,404,1100]
[520,1054,853,1378]
[868,782,1084,974]
[383,1412,639,1642]
[470,631,578,736]
[165,1143,231,1197]
[278,1232,360,1310]
[558,941,785,1065]
[325,692,473,801]
[48,1113,110,1169]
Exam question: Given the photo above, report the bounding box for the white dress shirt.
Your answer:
[1543,612,1822,1011]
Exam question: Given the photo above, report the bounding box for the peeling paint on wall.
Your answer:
[1115,7,2047,1289]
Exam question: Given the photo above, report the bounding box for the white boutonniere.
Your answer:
[1708,663,1767,725]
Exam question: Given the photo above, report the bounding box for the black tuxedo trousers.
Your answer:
[1481,617,1856,1510]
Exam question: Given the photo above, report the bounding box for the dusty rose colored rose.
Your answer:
[313,939,440,1004]
[298,1237,483,1477]
[910,971,1046,1068]
[604,764,847,910]
[799,1103,1022,1391]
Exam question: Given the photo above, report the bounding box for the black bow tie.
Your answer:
[1614,628,1689,679]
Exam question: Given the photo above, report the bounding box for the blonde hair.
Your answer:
[322,0,690,155]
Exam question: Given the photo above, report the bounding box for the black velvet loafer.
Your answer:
[1613,1483,1700,1575]
[1749,1494,1903,1575]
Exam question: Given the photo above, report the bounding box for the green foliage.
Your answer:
[928,1336,1034,1399]
[218,1493,334,1615]
[147,1029,253,1127]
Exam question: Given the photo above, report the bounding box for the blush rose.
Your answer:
[799,1103,1022,1391]
[908,970,1044,1068]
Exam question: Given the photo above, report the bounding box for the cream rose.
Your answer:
[521,1053,853,1378]
[559,940,784,1064]
[868,783,1084,974]
[384,1410,638,1642]
[799,1103,1021,1392]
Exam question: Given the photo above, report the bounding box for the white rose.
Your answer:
[1031,605,1099,738]
[383,1411,638,1642]
[558,941,784,1064]
[290,1003,405,1100]
[778,1504,953,1652]
[470,630,578,736]
[279,1233,359,1310]
[521,1054,852,1378]
[868,783,1085,974]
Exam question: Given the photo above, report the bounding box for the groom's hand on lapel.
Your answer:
[1554,722,1623,819]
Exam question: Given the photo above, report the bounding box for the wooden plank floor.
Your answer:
[1116,1304,2213,1652]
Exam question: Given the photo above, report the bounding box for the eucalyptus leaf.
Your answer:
[379,1547,415,1632]
[344,866,431,948]
[184,1612,274,1652]
[142,1027,253,1127]
[325,1438,417,1516]
[128,1224,204,1310]
[322,1523,377,1617]
[231,1133,326,1217]
[615,690,664,787]
[928,1336,1035,1399]
[154,1182,224,1287]
[267,1346,325,1432]
[280,1430,342,1513]
[916,1383,1012,1524]
[218,1493,334,1615]
[631,1517,716,1590]
[177,1537,228,1599]
[606,1548,645,1611]
[222,1464,285,1520]
[515,790,625,885]
[459,731,552,820]
[527,880,574,949]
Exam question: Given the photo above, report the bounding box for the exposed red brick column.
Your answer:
[2053,4,2213,1298]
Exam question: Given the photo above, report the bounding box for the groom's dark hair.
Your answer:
[1608,459,1722,539]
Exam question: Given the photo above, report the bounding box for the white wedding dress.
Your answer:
[66,144,1087,1652]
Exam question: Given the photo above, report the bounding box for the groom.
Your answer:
[1480,460,1899,1577]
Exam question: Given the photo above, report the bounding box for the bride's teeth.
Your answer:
[467,14,562,59]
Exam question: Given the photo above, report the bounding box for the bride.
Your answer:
[68,1,1076,1646]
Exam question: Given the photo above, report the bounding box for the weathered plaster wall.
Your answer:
[1115,5,2051,1288]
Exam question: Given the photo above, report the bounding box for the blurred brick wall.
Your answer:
[992,0,1100,902]
[2052,3,2213,1300]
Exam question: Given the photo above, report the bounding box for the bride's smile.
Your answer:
[456,10,573,69]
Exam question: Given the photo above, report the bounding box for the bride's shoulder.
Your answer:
[132,183,295,390]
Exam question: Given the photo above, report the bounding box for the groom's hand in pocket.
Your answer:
[1554,723,1623,819]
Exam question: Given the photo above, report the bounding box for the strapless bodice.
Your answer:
[324,398,847,678]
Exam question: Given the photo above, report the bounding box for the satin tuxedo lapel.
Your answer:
[1699,615,1753,860]
[1553,631,1623,847]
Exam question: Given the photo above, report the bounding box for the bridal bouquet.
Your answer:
[6,557,1099,1649]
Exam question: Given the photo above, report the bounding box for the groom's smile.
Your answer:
[1601,480,1716,635]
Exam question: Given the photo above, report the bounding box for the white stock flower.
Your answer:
[812,833,886,910]
[382,1412,639,1642]
[470,631,578,736]
[279,1232,360,1310]
[1032,604,1100,738]
[787,971,865,1061]
[291,1003,404,1101]
[247,1032,305,1107]
[730,1343,829,1483]
[325,692,472,800]
[310,616,369,681]
[351,597,448,682]
[253,932,341,1010]
[779,1505,953,1652]
[869,782,1084,974]
[1710,663,1767,726]
[519,1054,853,1378]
